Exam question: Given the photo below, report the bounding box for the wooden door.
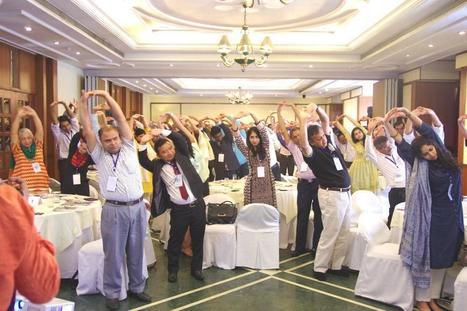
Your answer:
[0,89,32,179]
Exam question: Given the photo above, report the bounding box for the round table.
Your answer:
[34,194,102,278]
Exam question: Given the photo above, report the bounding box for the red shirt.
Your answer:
[0,185,60,309]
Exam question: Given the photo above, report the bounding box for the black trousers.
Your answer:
[278,154,294,176]
[167,200,206,273]
[58,159,68,193]
[271,163,282,181]
[237,163,249,178]
[387,187,406,227]
[295,179,322,252]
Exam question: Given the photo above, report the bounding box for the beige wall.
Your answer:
[455,52,467,70]
[57,61,83,103]
[343,97,358,131]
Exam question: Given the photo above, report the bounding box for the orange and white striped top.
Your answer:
[11,141,49,192]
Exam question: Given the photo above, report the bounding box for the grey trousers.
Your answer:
[101,201,147,299]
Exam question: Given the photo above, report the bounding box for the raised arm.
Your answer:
[11,108,28,145]
[50,101,60,125]
[296,105,313,157]
[384,108,403,144]
[458,114,467,140]
[24,106,43,142]
[78,91,97,152]
[92,90,132,140]
[166,112,196,143]
[343,114,367,135]
[277,103,290,145]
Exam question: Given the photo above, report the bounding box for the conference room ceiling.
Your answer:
[0,0,466,97]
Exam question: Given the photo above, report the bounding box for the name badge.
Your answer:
[300,161,308,172]
[174,174,183,187]
[333,157,343,171]
[257,166,265,178]
[73,174,81,185]
[106,176,118,192]
[32,162,41,173]
[218,153,225,163]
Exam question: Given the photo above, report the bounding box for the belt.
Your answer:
[298,178,315,183]
[106,196,144,206]
[320,186,351,192]
[172,198,202,208]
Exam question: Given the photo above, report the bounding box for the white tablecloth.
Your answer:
[209,180,298,224]
[34,194,102,278]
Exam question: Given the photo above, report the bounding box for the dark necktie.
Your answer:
[170,161,189,200]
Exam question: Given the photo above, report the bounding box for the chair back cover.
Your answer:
[237,203,279,232]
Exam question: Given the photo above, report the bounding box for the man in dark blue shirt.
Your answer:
[296,103,351,281]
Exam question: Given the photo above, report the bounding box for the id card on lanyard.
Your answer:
[107,151,120,192]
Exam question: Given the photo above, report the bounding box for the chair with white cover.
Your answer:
[389,202,405,244]
[143,202,156,266]
[454,267,467,311]
[49,178,61,192]
[236,203,280,269]
[355,243,414,311]
[76,239,149,300]
[203,193,237,269]
[344,213,390,270]
[350,191,385,225]
[89,184,99,199]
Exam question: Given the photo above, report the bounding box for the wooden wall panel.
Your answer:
[0,44,10,89]
[328,104,343,122]
[19,50,36,93]
[372,80,385,117]
[412,81,459,153]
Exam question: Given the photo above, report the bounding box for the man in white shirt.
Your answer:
[334,130,356,168]
[50,101,79,192]
[79,90,151,310]
[366,122,406,226]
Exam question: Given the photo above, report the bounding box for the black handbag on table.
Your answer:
[207,201,237,224]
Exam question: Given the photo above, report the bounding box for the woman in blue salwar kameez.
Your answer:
[385,107,464,311]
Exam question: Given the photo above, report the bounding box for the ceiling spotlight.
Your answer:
[200,94,204,97]
[155,90,159,93]
[135,80,139,83]
[459,31,466,35]
[169,64,174,67]
[75,51,80,55]
[428,44,434,48]
[24,26,32,32]
[405,54,410,57]
[53,41,60,45]
[149,87,153,90]
[143,84,147,87]
[216,64,221,67]
[308,64,314,68]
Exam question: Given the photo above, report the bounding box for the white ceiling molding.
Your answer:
[0,24,79,62]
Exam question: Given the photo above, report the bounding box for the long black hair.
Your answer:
[411,136,458,172]
[351,127,366,144]
[246,126,266,160]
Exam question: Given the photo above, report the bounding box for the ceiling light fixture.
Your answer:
[53,41,60,45]
[243,0,294,7]
[428,44,434,48]
[459,31,465,35]
[217,2,273,72]
[24,26,32,32]
[169,64,174,67]
[76,51,80,55]
[226,87,252,104]
[405,54,410,57]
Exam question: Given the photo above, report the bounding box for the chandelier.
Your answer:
[217,3,272,72]
[226,87,253,105]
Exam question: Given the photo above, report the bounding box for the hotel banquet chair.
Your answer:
[48,178,61,192]
[389,202,405,244]
[202,193,238,269]
[344,213,390,270]
[236,203,280,269]
[355,243,414,311]
[453,267,467,311]
[76,209,154,300]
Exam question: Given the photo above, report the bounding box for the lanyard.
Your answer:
[385,154,398,167]
[110,151,120,172]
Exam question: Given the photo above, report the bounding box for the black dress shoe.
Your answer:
[128,291,152,302]
[313,271,327,281]
[105,298,120,310]
[168,272,177,283]
[328,268,349,277]
[191,270,205,281]
[290,250,307,257]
